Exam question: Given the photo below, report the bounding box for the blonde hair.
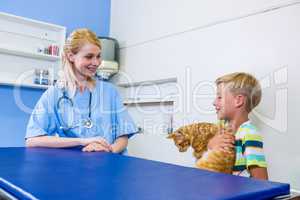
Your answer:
[57,28,101,97]
[215,72,262,112]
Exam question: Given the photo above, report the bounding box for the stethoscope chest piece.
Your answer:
[83,119,93,129]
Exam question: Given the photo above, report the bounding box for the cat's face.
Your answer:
[167,130,190,152]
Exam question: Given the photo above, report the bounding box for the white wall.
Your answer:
[110,0,300,190]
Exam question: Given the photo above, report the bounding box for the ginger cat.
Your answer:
[167,122,235,174]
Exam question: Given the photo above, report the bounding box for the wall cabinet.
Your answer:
[0,12,66,89]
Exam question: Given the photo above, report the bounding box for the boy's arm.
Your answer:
[249,166,268,180]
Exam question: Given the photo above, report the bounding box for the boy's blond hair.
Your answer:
[215,72,261,112]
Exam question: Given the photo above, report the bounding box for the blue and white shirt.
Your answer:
[233,121,267,177]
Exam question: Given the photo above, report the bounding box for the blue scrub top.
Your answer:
[26,79,138,146]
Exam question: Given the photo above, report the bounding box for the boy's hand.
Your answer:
[208,131,235,152]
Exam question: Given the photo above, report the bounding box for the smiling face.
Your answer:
[68,43,101,81]
[213,83,236,120]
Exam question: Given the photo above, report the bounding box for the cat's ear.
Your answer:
[167,132,176,139]
[167,130,183,139]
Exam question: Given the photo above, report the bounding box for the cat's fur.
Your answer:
[167,122,235,174]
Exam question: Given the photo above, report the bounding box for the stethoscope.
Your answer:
[55,90,93,131]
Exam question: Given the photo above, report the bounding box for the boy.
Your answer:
[208,72,268,180]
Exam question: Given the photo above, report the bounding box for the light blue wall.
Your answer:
[0,0,111,36]
[0,86,44,147]
[0,0,111,146]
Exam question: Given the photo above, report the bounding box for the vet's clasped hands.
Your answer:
[81,137,113,152]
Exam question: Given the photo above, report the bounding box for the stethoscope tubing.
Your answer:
[55,90,92,131]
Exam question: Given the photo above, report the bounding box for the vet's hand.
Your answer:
[82,142,112,152]
[80,137,111,150]
[207,131,235,152]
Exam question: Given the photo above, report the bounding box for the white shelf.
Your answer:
[0,46,60,61]
[118,77,178,105]
[0,80,49,89]
[123,98,175,105]
[0,29,57,43]
[0,11,65,32]
[117,77,177,88]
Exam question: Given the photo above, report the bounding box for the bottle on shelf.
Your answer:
[34,69,50,85]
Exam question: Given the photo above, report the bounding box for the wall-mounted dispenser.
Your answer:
[97,37,119,80]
